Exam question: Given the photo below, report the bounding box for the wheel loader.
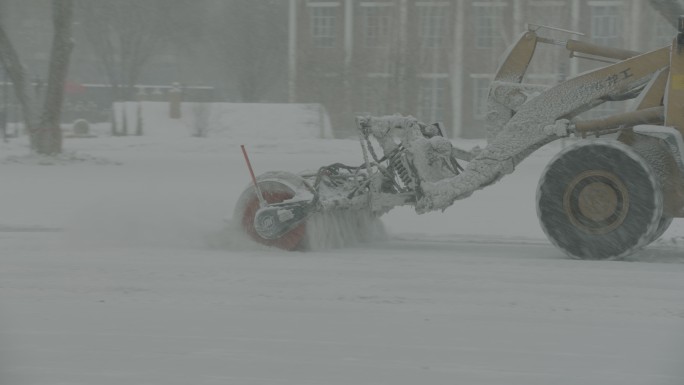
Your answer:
[234,20,684,260]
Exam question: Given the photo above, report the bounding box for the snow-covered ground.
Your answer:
[1,114,683,385]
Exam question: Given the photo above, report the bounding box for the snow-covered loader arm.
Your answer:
[418,29,670,213]
[234,23,684,260]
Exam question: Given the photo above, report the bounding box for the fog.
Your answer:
[1,0,680,138]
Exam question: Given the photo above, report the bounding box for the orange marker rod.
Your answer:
[240,144,266,208]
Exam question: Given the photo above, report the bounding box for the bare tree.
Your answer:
[79,0,205,100]
[0,0,74,155]
[34,0,74,154]
[0,25,35,136]
[79,0,191,101]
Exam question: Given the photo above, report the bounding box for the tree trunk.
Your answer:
[0,24,36,134]
[34,0,75,155]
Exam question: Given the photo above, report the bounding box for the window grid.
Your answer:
[474,5,504,49]
[418,6,445,49]
[526,3,568,81]
[310,6,337,48]
[363,6,393,48]
[590,5,621,46]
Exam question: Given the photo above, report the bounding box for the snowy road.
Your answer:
[1,134,683,384]
[2,229,683,385]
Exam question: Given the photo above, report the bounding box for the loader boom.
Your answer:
[234,21,684,259]
[417,27,676,213]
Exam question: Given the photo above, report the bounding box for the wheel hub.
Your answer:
[563,170,630,234]
[577,182,618,221]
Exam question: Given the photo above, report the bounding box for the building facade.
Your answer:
[0,0,676,133]
[289,0,675,138]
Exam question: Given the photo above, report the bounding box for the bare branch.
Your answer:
[0,23,35,131]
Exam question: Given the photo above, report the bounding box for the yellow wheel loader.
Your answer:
[235,20,684,260]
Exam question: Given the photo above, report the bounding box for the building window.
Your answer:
[362,4,393,48]
[310,5,337,48]
[417,4,447,49]
[527,2,566,38]
[590,4,622,46]
[473,2,505,49]
[418,76,447,123]
[472,76,492,120]
[526,2,568,78]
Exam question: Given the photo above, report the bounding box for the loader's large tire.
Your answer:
[626,134,676,242]
[650,216,673,243]
[234,171,309,250]
[537,140,663,260]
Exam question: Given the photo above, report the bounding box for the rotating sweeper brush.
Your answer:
[235,22,684,259]
[234,116,469,250]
